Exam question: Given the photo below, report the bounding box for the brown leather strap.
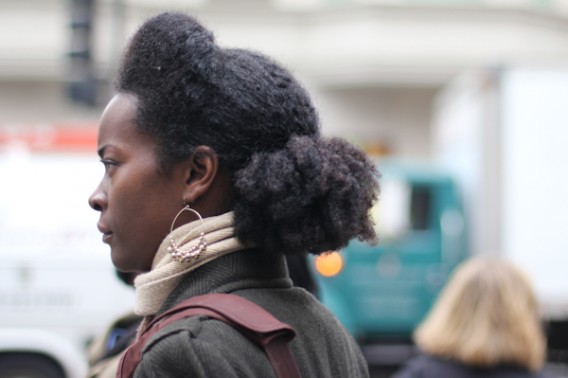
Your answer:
[117,293,300,378]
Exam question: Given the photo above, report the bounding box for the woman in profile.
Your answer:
[392,256,554,378]
[88,11,377,378]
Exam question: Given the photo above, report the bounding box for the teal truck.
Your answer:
[311,159,468,363]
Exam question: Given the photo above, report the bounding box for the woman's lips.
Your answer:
[97,223,113,244]
[102,232,113,244]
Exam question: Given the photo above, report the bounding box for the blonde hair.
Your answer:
[414,256,546,370]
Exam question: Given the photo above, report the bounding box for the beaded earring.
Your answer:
[167,205,207,263]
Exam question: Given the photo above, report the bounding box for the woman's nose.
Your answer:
[89,185,106,211]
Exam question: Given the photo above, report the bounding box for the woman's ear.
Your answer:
[182,145,219,204]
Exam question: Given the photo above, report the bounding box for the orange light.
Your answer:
[315,251,343,277]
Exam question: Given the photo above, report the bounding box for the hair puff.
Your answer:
[234,135,380,255]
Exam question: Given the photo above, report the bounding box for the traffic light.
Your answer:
[67,0,97,106]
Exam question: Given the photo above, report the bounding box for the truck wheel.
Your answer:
[0,354,65,378]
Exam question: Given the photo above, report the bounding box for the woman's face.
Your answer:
[89,93,187,273]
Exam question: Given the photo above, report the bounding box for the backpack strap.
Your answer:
[117,293,300,378]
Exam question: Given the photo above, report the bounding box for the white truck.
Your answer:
[432,65,568,357]
[0,126,135,378]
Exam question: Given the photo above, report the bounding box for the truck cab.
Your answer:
[311,160,468,363]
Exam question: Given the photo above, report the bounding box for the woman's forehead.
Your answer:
[97,94,156,155]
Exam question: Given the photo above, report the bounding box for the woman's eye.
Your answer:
[100,159,115,172]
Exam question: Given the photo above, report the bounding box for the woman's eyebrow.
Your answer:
[97,144,109,158]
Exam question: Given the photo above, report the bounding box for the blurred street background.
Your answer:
[2,1,568,377]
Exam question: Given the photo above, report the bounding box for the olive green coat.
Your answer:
[134,248,370,378]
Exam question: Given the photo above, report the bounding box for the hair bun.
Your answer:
[234,135,379,255]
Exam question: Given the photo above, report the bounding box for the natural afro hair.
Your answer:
[115,11,380,256]
[234,135,379,255]
[116,12,318,171]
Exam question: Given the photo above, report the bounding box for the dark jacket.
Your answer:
[392,354,555,378]
[134,248,369,378]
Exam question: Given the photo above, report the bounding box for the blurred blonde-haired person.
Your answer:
[392,256,555,378]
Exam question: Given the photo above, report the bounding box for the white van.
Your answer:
[0,126,135,378]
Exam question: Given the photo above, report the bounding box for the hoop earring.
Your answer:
[167,205,207,263]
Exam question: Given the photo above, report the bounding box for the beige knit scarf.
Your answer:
[133,211,246,317]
